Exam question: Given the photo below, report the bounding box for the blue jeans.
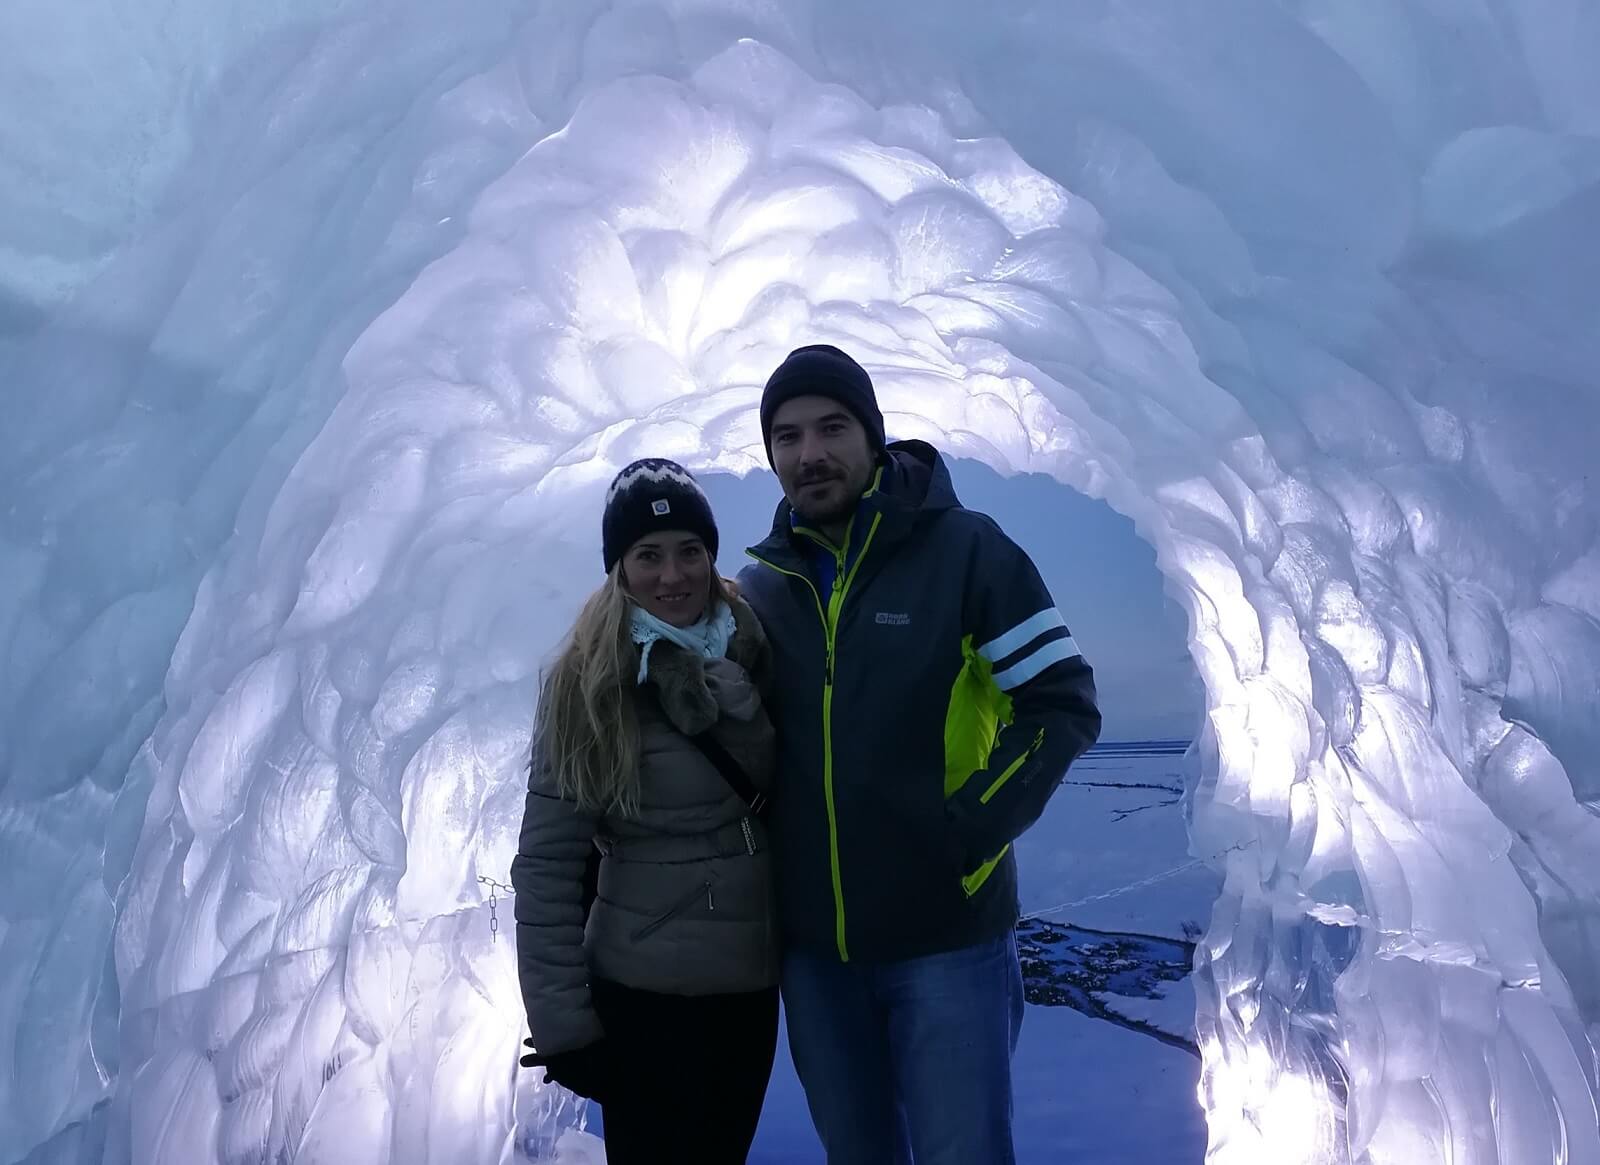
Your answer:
[782,933,1025,1165]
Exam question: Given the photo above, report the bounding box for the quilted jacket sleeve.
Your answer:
[510,724,604,1056]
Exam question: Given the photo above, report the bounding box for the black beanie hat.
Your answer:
[759,344,886,460]
[601,459,719,574]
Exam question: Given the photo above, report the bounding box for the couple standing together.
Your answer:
[512,345,1103,1164]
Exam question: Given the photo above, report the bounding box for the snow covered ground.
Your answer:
[559,746,1217,1163]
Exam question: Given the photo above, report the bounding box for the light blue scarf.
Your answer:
[630,600,735,683]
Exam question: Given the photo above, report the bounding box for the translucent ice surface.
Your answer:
[2,2,1598,1163]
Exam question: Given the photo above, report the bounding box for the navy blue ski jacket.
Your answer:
[739,440,1102,961]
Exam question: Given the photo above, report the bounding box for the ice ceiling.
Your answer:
[2,1,1599,1163]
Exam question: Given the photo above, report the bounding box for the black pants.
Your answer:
[591,977,780,1165]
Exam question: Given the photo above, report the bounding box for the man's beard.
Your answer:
[794,494,855,526]
[791,469,862,526]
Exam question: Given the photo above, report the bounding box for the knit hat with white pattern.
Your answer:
[601,458,719,573]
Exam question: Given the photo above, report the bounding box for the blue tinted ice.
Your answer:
[1,2,1596,1162]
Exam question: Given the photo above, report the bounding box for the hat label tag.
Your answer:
[651,499,671,515]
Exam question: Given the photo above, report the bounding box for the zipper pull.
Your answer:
[706,882,715,912]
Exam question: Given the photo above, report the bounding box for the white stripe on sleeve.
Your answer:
[978,608,1066,663]
[991,636,1082,691]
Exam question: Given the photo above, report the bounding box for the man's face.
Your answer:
[769,394,877,527]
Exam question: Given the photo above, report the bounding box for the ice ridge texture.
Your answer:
[1,2,1597,1163]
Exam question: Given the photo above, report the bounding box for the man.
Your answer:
[738,344,1103,1164]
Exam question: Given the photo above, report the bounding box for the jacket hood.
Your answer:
[879,439,959,516]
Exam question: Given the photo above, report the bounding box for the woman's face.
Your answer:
[621,531,713,628]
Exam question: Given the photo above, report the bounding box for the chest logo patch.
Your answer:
[875,611,911,626]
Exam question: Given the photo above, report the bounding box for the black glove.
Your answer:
[520,1038,612,1103]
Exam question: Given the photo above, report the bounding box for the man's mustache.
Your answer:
[797,468,840,486]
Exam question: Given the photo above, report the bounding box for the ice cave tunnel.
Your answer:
[2,2,1599,1163]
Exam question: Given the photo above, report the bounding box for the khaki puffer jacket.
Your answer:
[512,597,777,1056]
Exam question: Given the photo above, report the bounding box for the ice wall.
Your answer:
[2,2,1598,1163]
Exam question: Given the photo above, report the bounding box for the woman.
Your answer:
[511,458,779,1164]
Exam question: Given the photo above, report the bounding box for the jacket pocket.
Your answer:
[960,845,1010,898]
[629,879,714,943]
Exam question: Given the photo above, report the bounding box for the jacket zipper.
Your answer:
[631,879,715,942]
[740,816,756,855]
[748,509,884,962]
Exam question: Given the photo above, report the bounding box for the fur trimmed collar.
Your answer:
[645,594,770,736]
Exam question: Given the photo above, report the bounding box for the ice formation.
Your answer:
[2,1,1598,1162]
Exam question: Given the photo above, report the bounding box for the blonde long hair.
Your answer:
[536,566,737,816]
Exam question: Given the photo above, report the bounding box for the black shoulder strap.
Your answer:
[648,686,770,821]
[687,728,770,821]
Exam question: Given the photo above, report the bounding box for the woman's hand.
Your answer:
[521,1037,614,1103]
[702,657,761,722]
